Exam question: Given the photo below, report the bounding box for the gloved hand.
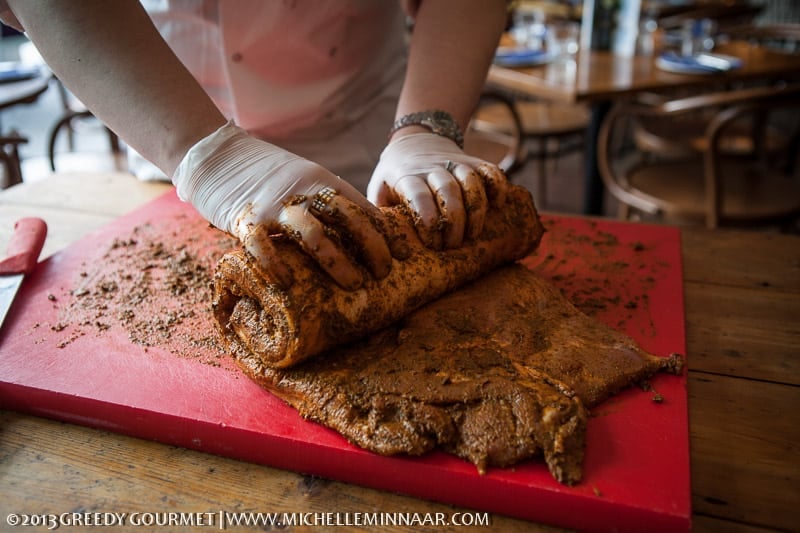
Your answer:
[173,121,392,291]
[367,133,508,250]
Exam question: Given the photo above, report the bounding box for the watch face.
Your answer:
[423,115,451,136]
[422,116,443,133]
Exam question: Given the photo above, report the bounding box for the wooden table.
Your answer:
[1,172,798,532]
[0,73,49,112]
[488,40,800,215]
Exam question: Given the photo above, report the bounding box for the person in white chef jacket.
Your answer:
[0,0,510,291]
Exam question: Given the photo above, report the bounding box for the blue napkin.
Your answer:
[0,62,40,84]
[494,48,553,68]
[656,51,742,74]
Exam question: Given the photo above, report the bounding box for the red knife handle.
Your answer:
[0,217,48,275]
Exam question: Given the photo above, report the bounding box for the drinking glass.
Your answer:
[547,21,580,62]
[681,18,716,56]
[511,7,547,51]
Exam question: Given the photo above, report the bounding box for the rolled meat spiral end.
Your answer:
[212,183,544,368]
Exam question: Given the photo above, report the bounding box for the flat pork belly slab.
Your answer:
[226,264,681,485]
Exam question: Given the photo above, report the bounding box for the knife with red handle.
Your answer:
[0,218,47,331]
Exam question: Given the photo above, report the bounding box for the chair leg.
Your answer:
[0,133,28,188]
[785,128,800,175]
[617,202,631,220]
[537,137,548,208]
[10,144,22,187]
[0,151,12,189]
[107,127,121,154]
[54,79,77,152]
[0,150,22,189]
[552,138,561,174]
[48,110,94,171]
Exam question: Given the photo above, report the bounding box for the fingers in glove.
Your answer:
[366,179,392,208]
[308,190,392,280]
[338,184,387,223]
[394,175,444,250]
[475,162,508,208]
[238,221,295,289]
[280,203,364,291]
[450,163,488,241]
[427,169,465,249]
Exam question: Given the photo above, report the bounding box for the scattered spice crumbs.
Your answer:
[50,218,238,367]
[524,219,670,338]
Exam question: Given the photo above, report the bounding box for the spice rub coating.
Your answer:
[213,184,543,368]
[229,264,681,484]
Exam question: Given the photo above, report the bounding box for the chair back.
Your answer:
[718,23,800,53]
[657,4,763,33]
[598,83,800,228]
[465,91,524,175]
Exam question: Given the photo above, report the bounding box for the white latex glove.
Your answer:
[367,133,508,250]
[173,121,392,291]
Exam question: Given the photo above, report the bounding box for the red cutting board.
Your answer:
[0,190,690,532]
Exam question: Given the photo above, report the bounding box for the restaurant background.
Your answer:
[1,0,797,219]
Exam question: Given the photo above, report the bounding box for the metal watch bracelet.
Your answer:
[388,110,464,149]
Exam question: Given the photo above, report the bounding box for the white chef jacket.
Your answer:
[139,0,408,191]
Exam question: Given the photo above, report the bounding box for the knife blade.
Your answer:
[0,217,47,331]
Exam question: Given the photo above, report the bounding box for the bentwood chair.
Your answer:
[631,24,800,163]
[0,131,27,189]
[467,89,588,208]
[598,83,800,229]
[656,3,763,34]
[465,90,525,176]
[0,65,49,187]
[47,77,123,172]
[718,23,800,54]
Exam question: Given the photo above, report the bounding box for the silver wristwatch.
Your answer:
[389,110,464,149]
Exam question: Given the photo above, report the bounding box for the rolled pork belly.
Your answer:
[212,183,544,368]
